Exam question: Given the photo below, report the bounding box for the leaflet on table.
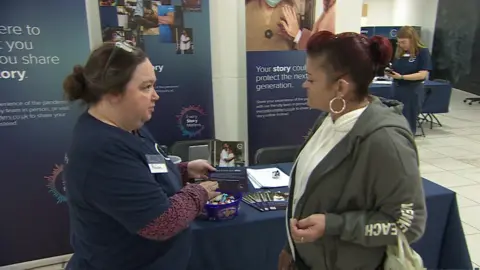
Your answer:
[246,167,289,188]
[214,141,245,167]
[208,167,249,192]
[242,191,289,212]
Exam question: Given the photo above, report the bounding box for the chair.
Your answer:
[462,78,480,105]
[254,145,300,165]
[418,80,445,130]
[169,139,218,162]
[464,97,480,105]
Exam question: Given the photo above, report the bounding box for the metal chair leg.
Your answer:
[431,114,443,127]
[416,119,425,137]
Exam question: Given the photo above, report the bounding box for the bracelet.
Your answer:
[401,75,404,80]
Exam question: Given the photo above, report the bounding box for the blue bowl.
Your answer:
[200,192,242,221]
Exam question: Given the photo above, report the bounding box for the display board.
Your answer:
[245,0,336,162]
[0,0,90,266]
[431,0,480,95]
[360,26,421,38]
[99,0,215,146]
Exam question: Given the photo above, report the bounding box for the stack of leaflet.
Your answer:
[208,167,249,192]
[246,167,289,189]
[242,190,289,212]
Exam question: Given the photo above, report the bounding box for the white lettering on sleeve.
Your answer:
[364,203,415,237]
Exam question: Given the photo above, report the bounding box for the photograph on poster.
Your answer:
[182,0,202,12]
[100,0,185,47]
[245,0,335,161]
[175,28,194,54]
[157,0,176,43]
[245,0,336,51]
[214,141,246,167]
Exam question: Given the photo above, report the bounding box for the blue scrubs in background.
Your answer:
[158,5,174,43]
[392,47,432,134]
[65,113,191,270]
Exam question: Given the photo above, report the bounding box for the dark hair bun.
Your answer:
[369,35,393,67]
[306,30,336,52]
[63,65,87,102]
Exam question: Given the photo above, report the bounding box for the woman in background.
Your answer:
[226,148,236,167]
[218,143,230,167]
[280,0,336,50]
[386,26,432,135]
[278,31,426,270]
[179,29,192,54]
[245,0,297,51]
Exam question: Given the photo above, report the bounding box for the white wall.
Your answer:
[336,0,364,33]
[362,0,439,49]
[210,0,248,149]
[362,0,394,27]
[419,0,439,49]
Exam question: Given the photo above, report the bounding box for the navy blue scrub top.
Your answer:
[392,47,432,86]
[65,112,191,270]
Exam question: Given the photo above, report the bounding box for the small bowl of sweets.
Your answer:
[200,192,242,221]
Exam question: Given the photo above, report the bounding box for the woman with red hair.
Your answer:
[278,31,426,270]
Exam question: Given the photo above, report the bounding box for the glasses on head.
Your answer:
[102,40,136,81]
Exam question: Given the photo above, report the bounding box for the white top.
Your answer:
[227,153,235,167]
[286,106,367,260]
[219,149,228,167]
[180,34,191,51]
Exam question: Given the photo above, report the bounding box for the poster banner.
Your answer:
[0,0,90,266]
[431,0,480,95]
[245,0,336,162]
[99,0,214,147]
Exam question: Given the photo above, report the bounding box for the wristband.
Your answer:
[401,75,404,80]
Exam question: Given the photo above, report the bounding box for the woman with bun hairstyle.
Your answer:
[63,41,220,270]
[386,26,432,135]
[278,32,426,270]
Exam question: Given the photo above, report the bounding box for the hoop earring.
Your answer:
[329,97,346,114]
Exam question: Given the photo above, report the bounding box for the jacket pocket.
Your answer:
[333,240,385,270]
[321,237,338,270]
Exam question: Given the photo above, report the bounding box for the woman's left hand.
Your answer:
[386,71,402,80]
[290,214,326,243]
[187,159,216,179]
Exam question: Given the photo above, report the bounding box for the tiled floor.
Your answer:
[25,88,480,269]
[416,88,480,268]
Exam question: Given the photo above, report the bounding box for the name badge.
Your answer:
[146,154,168,173]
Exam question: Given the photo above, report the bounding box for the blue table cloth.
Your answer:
[188,163,471,270]
[369,80,452,114]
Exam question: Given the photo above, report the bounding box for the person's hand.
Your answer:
[278,249,294,270]
[386,70,402,80]
[198,181,220,200]
[290,214,326,243]
[187,159,216,179]
[279,5,300,39]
